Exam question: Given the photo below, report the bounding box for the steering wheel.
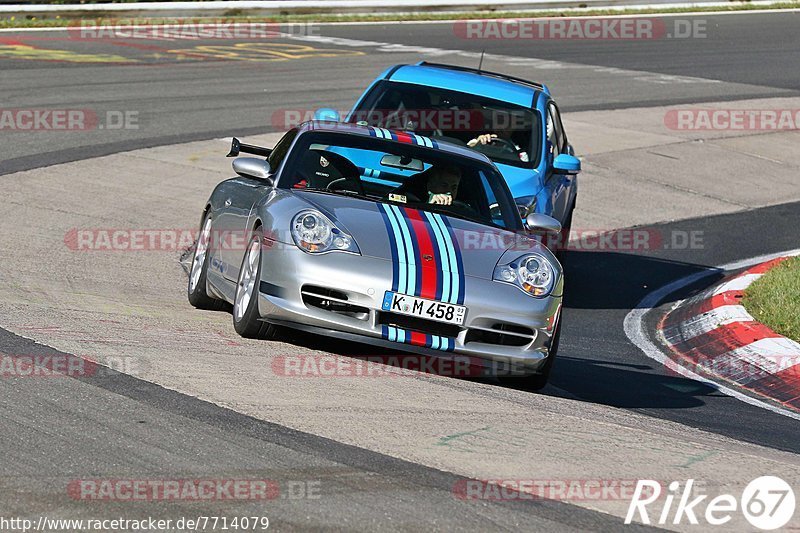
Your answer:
[487,136,521,156]
[326,175,366,196]
[441,199,480,220]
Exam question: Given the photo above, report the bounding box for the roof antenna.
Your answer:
[478,49,485,72]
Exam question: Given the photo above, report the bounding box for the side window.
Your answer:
[479,171,508,229]
[546,106,560,155]
[268,128,298,171]
[548,103,568,154]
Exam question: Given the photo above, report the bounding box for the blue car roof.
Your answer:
[385,63,545,109]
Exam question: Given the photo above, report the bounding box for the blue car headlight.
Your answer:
[291,210,360,255]
[493,253,556,297]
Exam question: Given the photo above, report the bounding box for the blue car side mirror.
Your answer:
[553,154,581,175]
[314,108,341,122]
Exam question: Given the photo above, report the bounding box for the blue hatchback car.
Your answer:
[318,61,580,237]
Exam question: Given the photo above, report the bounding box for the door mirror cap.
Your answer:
[553,154,581,175]
[525,213,562,235]
[314,108,341,122]
[232,157,272,182]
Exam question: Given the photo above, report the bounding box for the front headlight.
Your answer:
[291,210,360,255]
[493,253,555,297]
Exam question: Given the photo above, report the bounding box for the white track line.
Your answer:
[2,7,799,33]
[713,272,762,294]
[671,304,756,341]
[623,248,800,421]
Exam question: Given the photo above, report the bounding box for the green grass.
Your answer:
[2,2,800,29]
[742,256,800,343]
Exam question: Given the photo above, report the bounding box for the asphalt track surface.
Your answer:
[1,11,800,531]
[2,10,800,174]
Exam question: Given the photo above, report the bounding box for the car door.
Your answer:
[545,102,574,225]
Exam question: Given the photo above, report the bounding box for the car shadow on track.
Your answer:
[271,249,730,409]
[540,249,727,409]
[196,246,731,409]
[559,249,722,311]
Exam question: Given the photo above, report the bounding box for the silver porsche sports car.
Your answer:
[188,121,564,388]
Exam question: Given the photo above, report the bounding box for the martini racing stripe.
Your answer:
[439,215,465,305]
[377,203,466,312]
[358,167,399,187]
[387,204,417,294]
[381,325,454,352]
[402,207,440,300]
[367,127,437,148]
[377,204,401,293]
[429,212,464,305]
[424,211,453,304]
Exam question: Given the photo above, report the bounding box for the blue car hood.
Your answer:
[494,162,544,203]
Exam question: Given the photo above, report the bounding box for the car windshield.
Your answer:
[350,80,541,169]
[278,130,522,231]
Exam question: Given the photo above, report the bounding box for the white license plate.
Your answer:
[381,291,466,326]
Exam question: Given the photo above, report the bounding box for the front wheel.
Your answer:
[188,214,225,310]
[232,228,281,340]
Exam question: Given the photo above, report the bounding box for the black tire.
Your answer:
[499,319,561,391]
[232,227,281,340]
[187,214,226,310]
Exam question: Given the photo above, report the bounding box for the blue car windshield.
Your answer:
[351,80,541,169]
[278,131,523,231]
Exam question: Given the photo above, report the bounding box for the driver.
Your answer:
[426,164,461,205]
[466,112,530,163]
[393,163,461,206]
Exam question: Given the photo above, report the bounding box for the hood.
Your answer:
[294,191,545,281]
[495,162,544,202]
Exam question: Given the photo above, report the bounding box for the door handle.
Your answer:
[224,199,232,207]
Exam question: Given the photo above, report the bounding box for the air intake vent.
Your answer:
[301,285,369,320]
[465,323,535,347]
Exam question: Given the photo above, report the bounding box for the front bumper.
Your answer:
[258,242,562,375]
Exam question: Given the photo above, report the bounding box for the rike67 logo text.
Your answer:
[626,477,795,530]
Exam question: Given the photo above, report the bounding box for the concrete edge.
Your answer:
[658,253,800,412]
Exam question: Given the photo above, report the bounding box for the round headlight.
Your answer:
[290,210,360,255]
[497,265,517,282]
[292,211,332,251]
[518,256,553,296]
[494,253,556,297]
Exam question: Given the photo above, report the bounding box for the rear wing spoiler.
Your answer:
[226,137,272,158]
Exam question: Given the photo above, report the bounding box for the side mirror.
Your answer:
[552,154,581,175]
[232,157,272,182]
[525,213,562,235]
[314,108,341,122]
